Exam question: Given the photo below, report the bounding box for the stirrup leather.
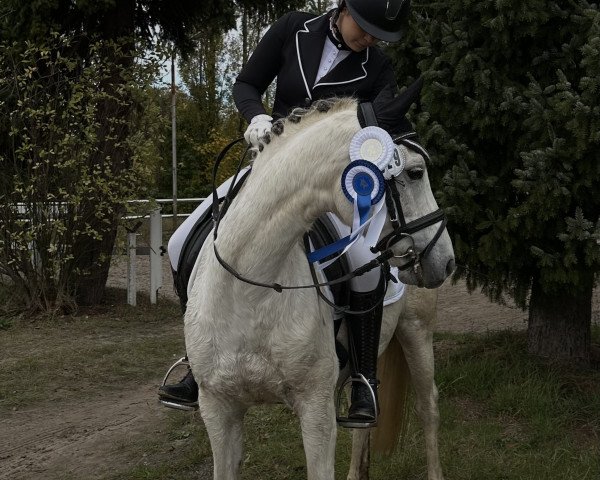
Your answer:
[336,373,378,429]
[159,357,199,412]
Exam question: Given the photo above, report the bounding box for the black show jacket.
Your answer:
[233,10,398,123]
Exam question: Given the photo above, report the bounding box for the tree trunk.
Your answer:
[74,0,136,306]
[238,7,249,135]
[74,227,120,306]
[527,274,593,365]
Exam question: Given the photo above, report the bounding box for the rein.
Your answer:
[209,103,447,296]
[210,137,393,294]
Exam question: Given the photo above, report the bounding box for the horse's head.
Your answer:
[379,138,455,288]
[327,80,455,288]
[252,82,454,288]
[365,80,454,287]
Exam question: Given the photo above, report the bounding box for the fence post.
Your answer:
[149,208,163,304]
[127,232,137,306]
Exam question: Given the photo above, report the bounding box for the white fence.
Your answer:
[12,199,205,307]
[125,198,204,306]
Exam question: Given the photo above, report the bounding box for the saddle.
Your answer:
[173,169,252,311]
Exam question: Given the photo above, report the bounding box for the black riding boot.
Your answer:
[158,368,199,406]
[159,269,198,407]
[346,280,384,426]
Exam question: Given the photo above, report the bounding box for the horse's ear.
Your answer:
[362,76,424,135]
[391,76,424,116]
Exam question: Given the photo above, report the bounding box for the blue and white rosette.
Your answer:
[342,160,385,234]
[308,127,396,268]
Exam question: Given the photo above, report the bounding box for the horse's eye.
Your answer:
[406,168,424,180]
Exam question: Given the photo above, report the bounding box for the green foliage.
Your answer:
[0,0,306,55]
[152,3,307,200]
[0,0,306,311]
[148,87,246,200]
[0,35,163,313]
[389,1,600,307]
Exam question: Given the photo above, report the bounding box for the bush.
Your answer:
[0,34,164,314]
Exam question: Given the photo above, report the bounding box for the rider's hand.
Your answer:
[244,114,273,148]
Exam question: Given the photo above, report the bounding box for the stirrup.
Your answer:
[336,373,378,429]
[159,357,198,412]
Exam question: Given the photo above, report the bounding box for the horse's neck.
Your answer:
[215,115,356,282]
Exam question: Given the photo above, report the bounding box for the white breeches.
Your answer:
[167,169,248,271]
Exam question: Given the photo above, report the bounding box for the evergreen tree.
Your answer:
[389,1,599,363]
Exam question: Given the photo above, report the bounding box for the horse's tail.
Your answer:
[371,334,411,456]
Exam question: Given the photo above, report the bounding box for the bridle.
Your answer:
[373,133,447,274]
[209,103,447,294]
[357,102,447,275]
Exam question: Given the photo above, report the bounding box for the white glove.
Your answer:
[244,114,273,147]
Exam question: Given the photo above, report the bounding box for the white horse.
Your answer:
[184,95,454,480]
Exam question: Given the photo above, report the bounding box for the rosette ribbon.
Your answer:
[307,126,396,268]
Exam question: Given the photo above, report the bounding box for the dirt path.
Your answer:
[1,255,597,479]
[0,383,170,480]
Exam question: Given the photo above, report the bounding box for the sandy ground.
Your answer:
[0,385,168,480]
[1,253,598,479]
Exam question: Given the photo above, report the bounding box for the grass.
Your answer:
[1,293,599,479]
[0,287,185,410]
[113,345,600,480]
[428,331,600,480]
[105,412,213,480]
[114,331,600,480]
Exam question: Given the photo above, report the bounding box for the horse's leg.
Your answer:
[199,391,247,480]
[396,288,444,480]
[296,391,337,480]
[347,429,370,480]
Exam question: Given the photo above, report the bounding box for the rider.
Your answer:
[160,0,412,427]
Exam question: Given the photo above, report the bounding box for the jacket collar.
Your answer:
[295,12,369,99]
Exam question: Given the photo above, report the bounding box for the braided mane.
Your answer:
[251,97,358,157]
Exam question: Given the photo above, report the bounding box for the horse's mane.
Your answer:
[250,97,358,159]
[275,97,357,137]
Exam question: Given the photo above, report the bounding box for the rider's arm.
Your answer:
[368,53,413,133]
[233,12,294,123]
[369,55,398,101]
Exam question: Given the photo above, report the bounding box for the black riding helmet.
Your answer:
[342,0,411,42]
